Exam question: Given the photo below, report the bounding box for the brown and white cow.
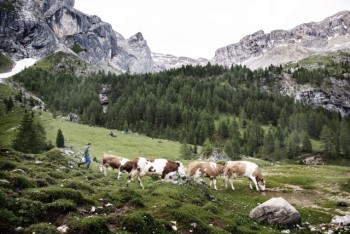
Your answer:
[126,157,186,189]
[223,161,266,191]
[99,154,133,180]
[188,161,224,190]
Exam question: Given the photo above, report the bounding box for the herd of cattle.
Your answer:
[99,154,266,191]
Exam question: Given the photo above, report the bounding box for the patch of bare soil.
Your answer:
[260,187,321,207]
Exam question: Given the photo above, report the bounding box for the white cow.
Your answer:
[224,161,266,191]
[188,161,224,190]
[126,157,186,189]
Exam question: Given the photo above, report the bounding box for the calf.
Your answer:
[100,154,133,180]
[126,157,186,189]
[223,161,266,191]
[188,161,224,190]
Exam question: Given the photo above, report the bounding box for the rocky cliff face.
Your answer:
[264,71,350,116]
[0,0,208,74]
[0,0,154,73]
[212,11,350,70]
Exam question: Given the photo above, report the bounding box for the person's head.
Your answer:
[87,143,92,147]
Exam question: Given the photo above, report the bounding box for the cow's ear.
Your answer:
[176,162,180,167]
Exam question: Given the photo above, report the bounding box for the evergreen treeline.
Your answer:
[11,63,350,159]
[291,60,350,85]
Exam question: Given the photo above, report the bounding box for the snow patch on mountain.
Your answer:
[0,58,37,82]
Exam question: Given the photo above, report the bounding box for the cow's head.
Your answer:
[257,178,266,191]
[176,161,186,178]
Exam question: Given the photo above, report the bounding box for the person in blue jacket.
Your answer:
[78,143,92,169]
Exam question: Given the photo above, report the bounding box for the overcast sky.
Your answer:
[74,0,350,59]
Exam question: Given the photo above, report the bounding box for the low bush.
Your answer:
[64,180,94,193]
[0,159,17,170]
[68,216,110,234]
[10,174,35,190]
[24,222,59,234]
[34,172,57,186]
[23,187,88,205]
[171,209,212,233]
[340,178,350,192]
[12,198,46,225]
[121,211,166,234]
[46,198,77,213]
[0,208,21,233]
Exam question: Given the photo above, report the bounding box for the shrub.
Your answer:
[46,199,77,213]
[34,178,50,187]
[12,198,46,225]
[0,208,21,232]
[68,216,110,234]
[24,223,59,234]
[119,188,143,204]
[10,174,35,190]
[0,159,17,170]
[340,178,350,192]
[71,43,86,54]
[64,180,94,193]
[34,172,57,186]
[170,209,211,233]
[56,129,64,148]
[44,149,65,163]
[24,187,88,205]
[121,211,166,234]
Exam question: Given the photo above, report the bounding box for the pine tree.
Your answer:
[320,126,337,157]
[339,121,350,158]
[262,127,275,156]
[4,97,14,112]
[180,141,192,159]
[301,132,312,153]
[202,138,213,156]
[13,111,47,153]
[56,129,65,148]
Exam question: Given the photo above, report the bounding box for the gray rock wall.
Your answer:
[212,11,350,70]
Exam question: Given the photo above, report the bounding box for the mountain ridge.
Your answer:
[211,10,350,69]
[0,0,207,74]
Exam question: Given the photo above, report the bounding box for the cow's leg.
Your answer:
[230,177,235,190]
[137,175,144,189]
[224,174,229,189]
[100,164,107,176]
[213,178,218,190]
[104,165,108,176]
[117,170,122,180]
[127,169,137,186]
[249,176,259,191]
[209,178,213,188]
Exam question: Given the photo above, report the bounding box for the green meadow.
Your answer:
[40,111,182,161]
[1,83,350,233]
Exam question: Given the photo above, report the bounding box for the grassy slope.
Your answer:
[41,111,181,161]
[1,149,349,233]
[0,84,22,147]
[1,84,350,233]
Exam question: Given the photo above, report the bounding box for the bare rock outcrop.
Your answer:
[212,11,350,70]
[249,197,301,225]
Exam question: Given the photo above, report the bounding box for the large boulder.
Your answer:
[332,213,350,226]
[249,197,301,225]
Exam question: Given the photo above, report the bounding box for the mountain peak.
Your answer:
[129,32,144,42]
[212,10,350,69]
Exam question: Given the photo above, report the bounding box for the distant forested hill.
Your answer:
[11,56,350,160]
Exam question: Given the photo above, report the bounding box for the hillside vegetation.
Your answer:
[1,147,349,233]
[0,53,13,73]
[1,52,350,233]
[9,52,350,162]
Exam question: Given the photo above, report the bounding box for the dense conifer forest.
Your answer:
[11,60,350,160]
